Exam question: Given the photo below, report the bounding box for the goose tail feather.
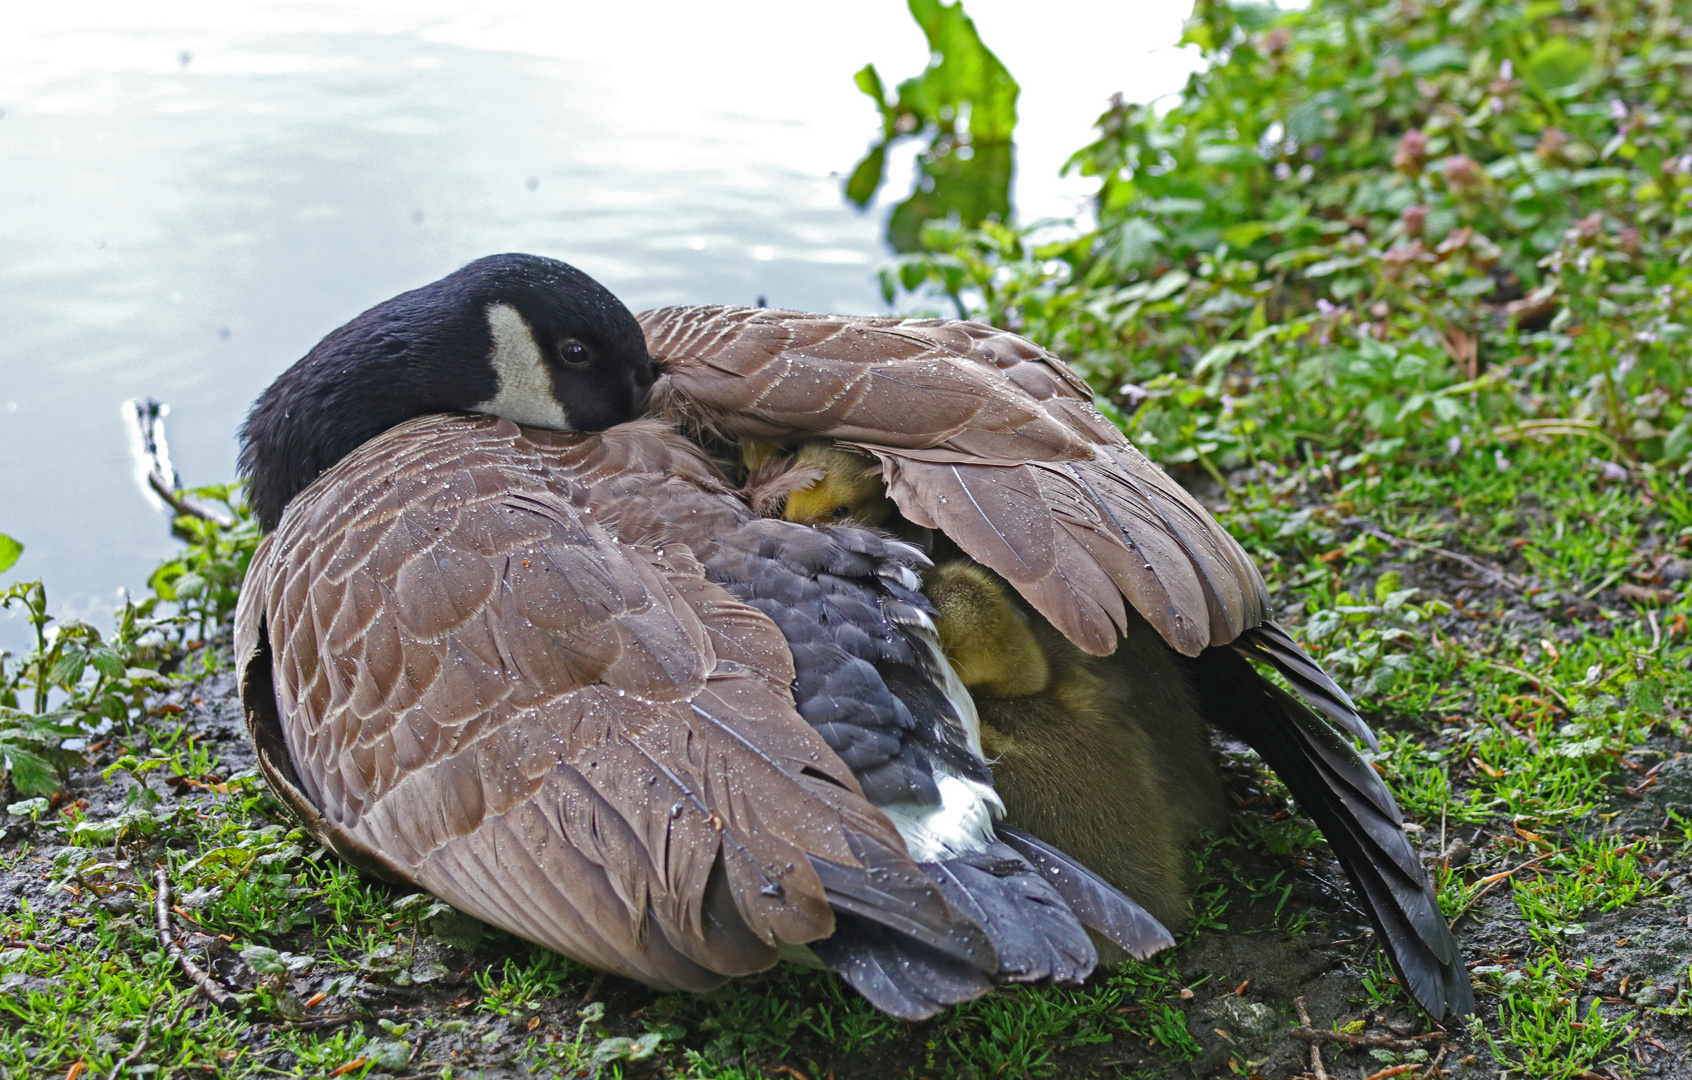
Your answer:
[1188,647,1474,1019]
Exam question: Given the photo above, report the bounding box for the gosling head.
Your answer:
[240,253,654,531]
[780,443,898,528]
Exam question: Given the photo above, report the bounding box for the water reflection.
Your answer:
[1,31,889,645]
[0,2,1197,646]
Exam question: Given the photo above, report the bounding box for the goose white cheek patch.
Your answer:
[474,301,574,430]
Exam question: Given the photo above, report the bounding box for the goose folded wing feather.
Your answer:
[236,414,972,991]
[641,305,1267,656]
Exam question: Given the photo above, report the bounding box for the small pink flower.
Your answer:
[1535,127,1569,161]
[1401,204,1429,238]
[1442,155,1482,190]
[1392,129,1428,174]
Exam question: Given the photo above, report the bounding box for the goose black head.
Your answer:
[239,253,654,531]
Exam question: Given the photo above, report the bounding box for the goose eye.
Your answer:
[558,340,590,367]
[830,505,852,519]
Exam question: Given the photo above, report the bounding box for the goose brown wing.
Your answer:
[234,414,985,994]
[640,305,1266,656]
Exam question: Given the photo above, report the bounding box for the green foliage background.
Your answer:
[885,0,1692,478]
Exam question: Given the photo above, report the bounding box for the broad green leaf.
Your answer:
[88,645,126,680]
[1664,415,1692,461]
[242,945,288,975]
[852,63,888,110]
[1106,218,1165,272]
[885,141,1013,253]
[1526,37,1592,91]
[845,143,887,208]
[0,534,19,574]
[1406,44,1467,75]
[4,745,62,797]
[1195,143,1260,169]
[897,0,1018,143]
[1221,221,1273,248]
[1142,269,1191,303]
[172,571,207,598]
[47,649,87,687]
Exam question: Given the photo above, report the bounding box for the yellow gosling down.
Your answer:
[762,442,1223,931]
[737,435,786,472]
[923,562,1051,699]
[780,443,899,528]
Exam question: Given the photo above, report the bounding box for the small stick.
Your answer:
[125,397,236,528]
[106,998,161,1080]
[579,971,606,1005]
[1448,848,1567,928]
[1474,660,1570,708]
[1362,1065,1421,1080]
[1360,526,1527,593]
[153,866,235,1009]
[1423,1041,1448,1078]
[1293,997,1327,1080]
[1290,1027,1445,1051]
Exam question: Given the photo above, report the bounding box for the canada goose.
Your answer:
[640,305,1474,1018]
[233,254,1166,1022]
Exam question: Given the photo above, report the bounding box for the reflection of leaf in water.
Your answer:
[845,141,888,208]
[845,0,1019,252]
[887,141,1013,254]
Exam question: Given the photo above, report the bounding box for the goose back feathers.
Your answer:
[237,258,1466,1022]
[641,304,1473,1019]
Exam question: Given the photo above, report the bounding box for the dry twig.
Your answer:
[1290,1027,1444,1051]
[1448,847,1567,928]
[1360,526,1527,593]
[125,397,236,528]
[1423,1041,1448,1078]
[105,998,161,1080]
[1293,997,1327,1080]
[1474,661,1570,708]
[153,866,235,1009]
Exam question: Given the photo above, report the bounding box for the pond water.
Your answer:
[0,0,1197,647]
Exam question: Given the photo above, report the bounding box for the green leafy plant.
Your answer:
[876,0,1692,474]
[0,583,169,795]
[147,483,260,643]
[847,0,1019,252]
